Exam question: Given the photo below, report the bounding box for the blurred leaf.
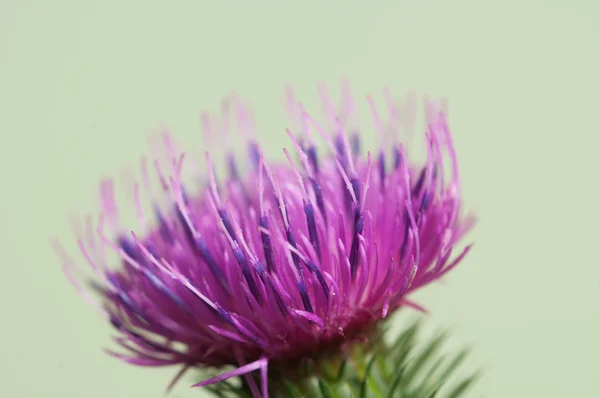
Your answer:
[359,355,380,398]
[385,364,406,398]
[445,374,480,398]
[318,379,334,398]
[404,331,447,384]
[335,359,348,382]
[281,379,303,398]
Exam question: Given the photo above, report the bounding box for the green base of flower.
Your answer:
[200,319,478,398]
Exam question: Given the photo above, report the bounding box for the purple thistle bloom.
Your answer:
[54,82,474,397]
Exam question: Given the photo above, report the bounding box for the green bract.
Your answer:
[201,320,478,398]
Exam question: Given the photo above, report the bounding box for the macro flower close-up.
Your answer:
[54,83,475,397]
[5,2,600,398]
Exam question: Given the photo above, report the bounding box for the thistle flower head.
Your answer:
[55,82,474,396]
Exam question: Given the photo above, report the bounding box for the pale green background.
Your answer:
[1,1,599,397]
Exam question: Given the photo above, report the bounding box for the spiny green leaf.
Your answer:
[204,385,227,398]
[359,355,381,398]
[444,374,479,398]
[375,351,390,384]
[403,331,448,384]
[385,364,406,398]
[427,388,440,398]
[416,348,472,398]
[318,379,334,398]
[412,357,446,398]
[437,348,470,383]
[281,379,304,398]
[347,375,363,398]
[389,322,420,371]
[391,322,420,353]
[302,357,315,377]
[336,359,348,382]
[205,378,250,398]
[199,319,478,398]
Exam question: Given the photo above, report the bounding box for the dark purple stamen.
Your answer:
[249,143,261,170]
[394,148,402,169]
[194,237,230,294]
[218,209,236,239]
[259,216,275,273]
[107,272,150,325]
[227,153,240,180]
[227,154,253,204]
[99,279,180,337]
[297,137,307,152]
[154,206,174,244]
[342,175,362,220]
[144,241,159,259]
[296,280,313,314]
[140,266,192,316]
[118,236,192,315]
[378,151,386,189]
[109,315,123,330]
[351,133,361,155]
[304,260,329,298]
[231,243,262,302]
[110,315,172,350]
[399,210,410,259]
[218,210,261,301]
[286,226,313,313]
[129,331,175,353]
[181,187,191,205]
[272,185,314,312]
[351,177,361,204]
[335,141,355,212]
[304,202,321,260]
[88,279,106,295]
[334,135,346,162]
[215,304,237,329]
[412,167,426,196]
[264,274,288,315]
[252,258,266,277]
[176,208,195,246]
[341,170,355,217]
[110,301,176,343]
[285,228,300,269]
[307,146,319,174]
[118,236,142,264]
[333,134,354,215]
[349,209,365,278]
[420,190,431,212]
[310,178,327,224]
[215,304,259,344]
[176,210,230,295]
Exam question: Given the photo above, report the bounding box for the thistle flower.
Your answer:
[54,82,474,397]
